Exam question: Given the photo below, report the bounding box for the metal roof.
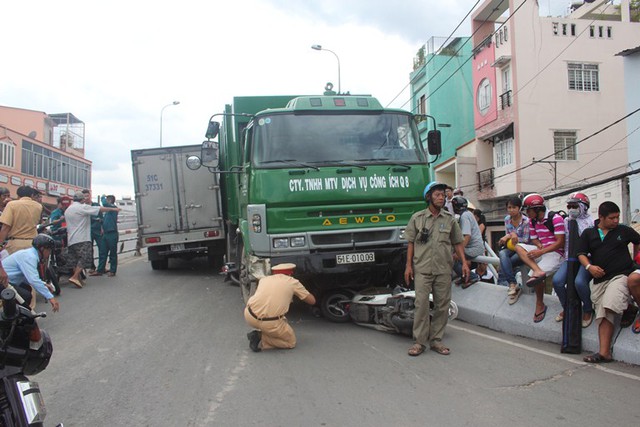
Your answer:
[48,112,84,125]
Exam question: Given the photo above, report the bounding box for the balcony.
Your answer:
[477,167,495,191]
[499,90,512,110]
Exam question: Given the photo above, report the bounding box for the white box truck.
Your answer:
[131,145,225,270]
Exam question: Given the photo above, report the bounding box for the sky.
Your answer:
[1,0,574,198]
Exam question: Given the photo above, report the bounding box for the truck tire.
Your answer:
[320,291,353,323]
[151,259,169,270]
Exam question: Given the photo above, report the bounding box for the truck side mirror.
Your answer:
[427,130,442,156]
[201,140,219,168]
[205,121,220,139]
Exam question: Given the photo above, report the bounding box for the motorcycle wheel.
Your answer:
[320,291,353,323]
[46,265,61,296]
[448,301,459,321]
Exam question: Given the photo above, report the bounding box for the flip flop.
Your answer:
[583,352,612,363]
[408,343,426,357]
[533,305,547,323]
[526,274,547,288]
[68,277,83,288]
[632,312,640,334]
[582,313,594,328]
[508,287,521,305]
[430,344,451,356]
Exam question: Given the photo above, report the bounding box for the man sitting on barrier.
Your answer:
[451,196,483,288]
[497,196,531,305]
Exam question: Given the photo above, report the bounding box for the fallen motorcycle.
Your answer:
[0,288,55,426]
[348,286,459,336]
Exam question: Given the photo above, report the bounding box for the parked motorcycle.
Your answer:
[0,288,55,426]
[36,225,85,295]
[348,286,459,336]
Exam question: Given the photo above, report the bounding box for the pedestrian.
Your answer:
[1,234,60,312]
[244,263,316,352]
[514,193,565,323]
[451,196,483,288]
[82,189,104,273]
[93,195,119,277]
[497,196,531,304]
[48,196,72,242]
[444,185,454,214]
[0,186,43,255]
[577,201,640,363]
[64,191,120,288]
[552,192,595,328]
[405,181,469,357]
[0,187,11,214]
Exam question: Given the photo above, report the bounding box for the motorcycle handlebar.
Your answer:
[1,288,18,319]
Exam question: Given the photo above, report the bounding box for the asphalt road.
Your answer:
[35,255,640,427]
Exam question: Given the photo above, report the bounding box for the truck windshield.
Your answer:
[252,112,426,167]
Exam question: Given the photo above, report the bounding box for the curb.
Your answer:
[452,282,640,365]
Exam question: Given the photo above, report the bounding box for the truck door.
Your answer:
[135,151,181,234]
[175,148,222,231]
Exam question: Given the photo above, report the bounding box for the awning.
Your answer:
[478,122,513,142]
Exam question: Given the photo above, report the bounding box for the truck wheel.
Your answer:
[151,259,169,270]
[207,251,224,270]
[320,291,353,323]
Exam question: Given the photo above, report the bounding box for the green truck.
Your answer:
[188,88,441,321]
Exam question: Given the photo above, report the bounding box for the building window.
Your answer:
[21,141,90,188]
[562,23,567,35]
[553,22,559,35]
[477,78,492,115]
[590,25,595,37]
[0,140,15,168]
[568,63,599,92]
[571,24,576,36]
[494,138,514,168]
[607,26,612,38]
[554,130,577,161]
[418,95,426,115]
[504,26,508,41]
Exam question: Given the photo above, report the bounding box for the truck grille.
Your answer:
[311,230,394,245]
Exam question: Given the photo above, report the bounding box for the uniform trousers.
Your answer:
[244,307,296,350]
[413,272,451,347]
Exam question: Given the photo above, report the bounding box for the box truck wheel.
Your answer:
[238,241,257,303]
[151,259,169,270]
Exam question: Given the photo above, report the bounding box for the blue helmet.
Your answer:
[423,181,447,200]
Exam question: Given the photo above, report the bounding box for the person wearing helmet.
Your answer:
[551,192,595,327]
[577,201,640,363]
[450,196,483,288]
[405,181,469,357]
[0,234,59,312]
[514,193,565,323]
[244,263,316,352]
[497,196,532,305]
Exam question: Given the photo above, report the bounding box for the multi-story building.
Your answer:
[467,0,639,226]
[410,36,475,191]
[0,105,92,212]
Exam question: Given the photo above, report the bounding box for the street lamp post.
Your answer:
[311,44,341,94]
[160,101,180,147]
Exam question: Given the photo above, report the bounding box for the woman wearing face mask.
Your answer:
[552,192,595,327]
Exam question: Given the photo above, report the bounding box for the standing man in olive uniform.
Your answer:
[244,263,316,352]
[405,182,469,357]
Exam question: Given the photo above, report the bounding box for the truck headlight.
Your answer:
[290,237,305,247]
[399,229,406,240]
[273,238,289,249]
[252,214,262,233]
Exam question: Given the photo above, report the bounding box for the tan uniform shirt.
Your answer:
[405,207,463,274]
[0,197,42,239]
[247,274,311,318]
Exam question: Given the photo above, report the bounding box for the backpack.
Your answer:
[534,210,567,234]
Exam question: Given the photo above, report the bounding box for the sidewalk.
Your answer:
[452,281,640,365]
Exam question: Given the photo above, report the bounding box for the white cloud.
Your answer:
[1,0,476,198]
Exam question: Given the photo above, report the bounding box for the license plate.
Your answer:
[336,252,375,265]
[171,243,185,251]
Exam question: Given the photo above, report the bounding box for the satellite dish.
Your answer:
[28,131,37,139]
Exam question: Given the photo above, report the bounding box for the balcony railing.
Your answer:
[499,90,512,110]
[477,167,495,191]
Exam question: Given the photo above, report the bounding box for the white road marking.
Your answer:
[200,351,249,425]
[448,323,640,382]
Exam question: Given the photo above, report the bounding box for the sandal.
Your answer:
[508,287,521,305]
[526,274,547,288]
[582,313,594,328]
[430,344,451,356]
[583,352,612,363]
[408,343,426,357]
[632,312,640,334]
[533,305,547,323]
[555,311,564,322]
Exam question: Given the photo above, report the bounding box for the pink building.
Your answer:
[468,0,639,218]
[0,106,92,210]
